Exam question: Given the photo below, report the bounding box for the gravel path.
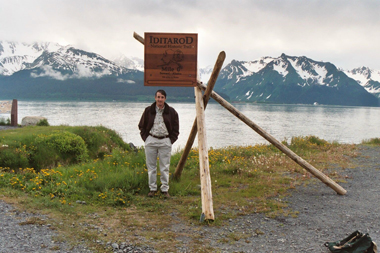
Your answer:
[0,145,379,252]
[0,201,93,253]
[0,126,17,130]
[189,145,380,252]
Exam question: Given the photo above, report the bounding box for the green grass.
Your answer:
[0,127,363,252]
[0,117,10,126]
[362,137,380,145]
[0,128,357,215]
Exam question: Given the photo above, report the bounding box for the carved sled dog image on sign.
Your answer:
[158,49,184,72]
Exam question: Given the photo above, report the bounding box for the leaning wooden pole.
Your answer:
[133,32,144,45]
[197,82,347,195]
[195,86,214,221]
[173,51,226,180]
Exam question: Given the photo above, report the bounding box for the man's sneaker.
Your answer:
[148,191,157,197]
[161,192,170,198]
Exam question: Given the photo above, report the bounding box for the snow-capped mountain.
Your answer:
[215,53,378,107]
[0,41,152,101]
[198,65,214,83]
[0,41,379,106]
[0,41,62,75]
[344,67,380,98]
[113,55,144,72]
[0,41,135,80]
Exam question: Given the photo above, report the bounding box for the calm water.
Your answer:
[1,101,379,151]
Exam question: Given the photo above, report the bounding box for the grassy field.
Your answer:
[1,125,378,252]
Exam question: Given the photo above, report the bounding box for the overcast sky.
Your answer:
[1,0,380,70]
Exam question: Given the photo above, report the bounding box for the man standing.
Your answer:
[138,90,179,198]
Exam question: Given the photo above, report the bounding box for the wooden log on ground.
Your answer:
[173,51,226,180]
[194,86,214,220]
[197,82,347,195]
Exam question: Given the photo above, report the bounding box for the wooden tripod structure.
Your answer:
[134,32,347,222]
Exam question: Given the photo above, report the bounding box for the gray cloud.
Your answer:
[1,0,380,70]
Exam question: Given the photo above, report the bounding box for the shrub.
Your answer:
[70,126,130,158]
[362,138,380,145]
[288,135,330,153]
[34,131,88,163]
[0,117,10,126]
[36,119,50,126]
[0,126,129,171]
[0,147,29,169]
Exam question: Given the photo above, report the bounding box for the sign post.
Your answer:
[136,32,215,220]
[144,33,197,87]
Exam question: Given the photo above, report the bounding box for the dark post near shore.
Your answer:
[11,99,17,127]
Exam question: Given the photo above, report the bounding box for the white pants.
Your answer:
[144,135,172,192]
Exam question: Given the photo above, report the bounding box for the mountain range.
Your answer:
[0,41,379,106]
[214,54,379,106]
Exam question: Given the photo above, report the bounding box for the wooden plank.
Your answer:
[197,82,347,195]
[173,51,226,180]
[195,86,214,220]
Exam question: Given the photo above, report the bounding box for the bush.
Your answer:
[288,135,330,153]
[36,119,50,126]
[362,138,380,145]
[0,147,29,169]
[71,126,130,158]
[0,126,129,171]
[34,131,88,165]
[0,117,10,126]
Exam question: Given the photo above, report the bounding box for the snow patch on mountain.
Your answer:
[344,67,380,97]
[345,67,375,84]
[0,41,61,58]
[0,41,63,75]
[222,54,335,89]
[113,55,144,71]
[0,41,134,79]
[242,57,274,73]
[288,58,328,85]
[272,59,289,76]
[198,65,213,83]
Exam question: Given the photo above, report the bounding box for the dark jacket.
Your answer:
[138,102,179,144]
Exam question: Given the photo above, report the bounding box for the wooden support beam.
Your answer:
[133,32,144,45]
[173,51,226,180]
[194,86,214,221]
[197,82,347,195]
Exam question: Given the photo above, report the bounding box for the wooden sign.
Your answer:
[144,32,197,87]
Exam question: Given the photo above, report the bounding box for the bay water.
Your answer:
[2,101,379,152]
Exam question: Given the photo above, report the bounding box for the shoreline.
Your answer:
[0,126,18,131]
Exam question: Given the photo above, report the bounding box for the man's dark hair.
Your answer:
[155,89,167,98]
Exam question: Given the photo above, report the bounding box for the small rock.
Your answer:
[111,242,119,249]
